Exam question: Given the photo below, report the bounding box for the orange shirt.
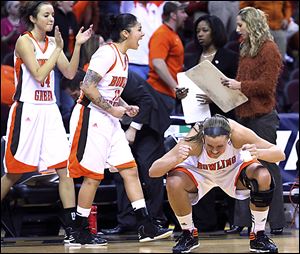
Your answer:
[1,65,15,105]
[147,24,184,98]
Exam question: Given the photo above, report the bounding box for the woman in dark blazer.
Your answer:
[184,14,239,120]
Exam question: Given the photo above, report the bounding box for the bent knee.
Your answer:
[166,175,185,192]
[256,168,272,187]
[119,167,139,180]
[83,177,101,188]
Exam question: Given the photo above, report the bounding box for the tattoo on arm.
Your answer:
[82,69,112,111]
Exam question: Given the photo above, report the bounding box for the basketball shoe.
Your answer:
[64,226,80,247]
[138,221,173,242]
[249,231,278,253]
[65,220,107,248]
[172,229,200,253]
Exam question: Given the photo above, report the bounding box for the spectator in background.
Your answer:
[147,1,189,115]
[49,1,79,59]
[120,1,163,80]
[48,1,80,132]
[72,1,100,34]
[208,1,240,40]
[182,1,208,48]
[101,70,172,235]
[221,6,286,236]
[185,14,239,119]
[184,14,239,232]
[98,1,121,41]
[185,1,208,22]
[240,1,293,60]
[1,1,26,62]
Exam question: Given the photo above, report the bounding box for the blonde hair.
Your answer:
[238,7,273,57]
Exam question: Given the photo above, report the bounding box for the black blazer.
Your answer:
[121,71,171,135]
[184,47,239,119]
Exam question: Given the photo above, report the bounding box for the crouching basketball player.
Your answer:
[149,114,285,253]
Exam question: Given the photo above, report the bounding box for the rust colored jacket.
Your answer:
[240,1,293,30]
[235,40,282,119]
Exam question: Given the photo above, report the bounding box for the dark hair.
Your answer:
[162,1,188,22]
[193,15,227,49]
[19,1,52,30]
[108,13,138,42]
[61,68,86,91]
[185,114,231,143]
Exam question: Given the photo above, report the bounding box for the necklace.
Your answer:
[202,51,217,58]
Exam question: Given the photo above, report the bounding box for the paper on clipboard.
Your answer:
[177,72,211,124]
[185,60,248,113]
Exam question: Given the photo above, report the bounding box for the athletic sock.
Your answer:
[176,213,195,232]
[63,207,76,228]
[250,208,269,234]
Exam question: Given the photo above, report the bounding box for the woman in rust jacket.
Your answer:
[221,6,285,235]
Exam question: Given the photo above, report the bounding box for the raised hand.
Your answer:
[75,24,94,45]
[54,26,64,50]
[177,143,192,161]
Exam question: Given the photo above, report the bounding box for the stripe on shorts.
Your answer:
[10,101,23,155]
[77,106,90,162]
[5,102,36,173]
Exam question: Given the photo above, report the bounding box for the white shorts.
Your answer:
[67,104,136,180]
[173,161,253,205]
[4,102,69,173]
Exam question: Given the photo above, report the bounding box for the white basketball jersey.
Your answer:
[178,140,244,175]
[176,140,250,202]
[87,43,129,113]
[13,32,56,104]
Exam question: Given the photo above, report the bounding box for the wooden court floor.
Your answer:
[1,228,299,253]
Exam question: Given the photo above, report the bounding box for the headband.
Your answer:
[203,127,230,136]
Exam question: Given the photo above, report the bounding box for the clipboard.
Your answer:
[185,60,248,113]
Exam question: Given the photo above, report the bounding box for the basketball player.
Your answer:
[67,13,172,247]
[1,0,93,242]
[149,114,285,253]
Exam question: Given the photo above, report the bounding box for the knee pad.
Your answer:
[240,168,275,207]
[250,182,274,207]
